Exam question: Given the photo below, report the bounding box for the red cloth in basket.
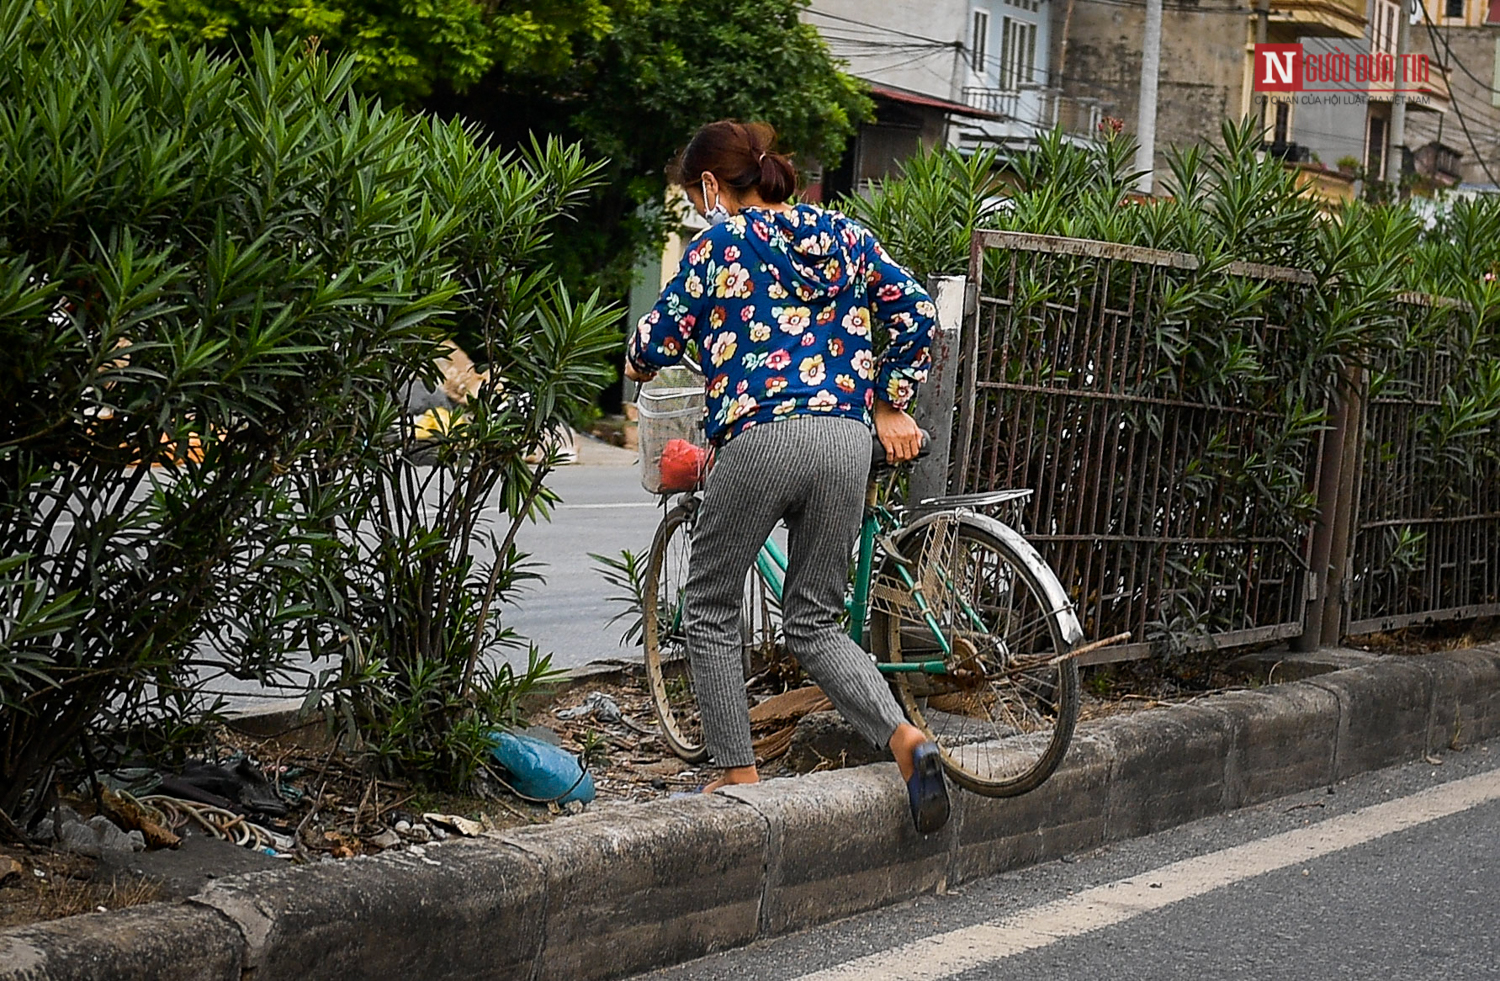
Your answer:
[658,438,707,492]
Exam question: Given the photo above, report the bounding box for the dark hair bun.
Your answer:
[671,120,798,204]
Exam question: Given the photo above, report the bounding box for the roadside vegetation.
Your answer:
[850,123,1500,657]
[0,0,613,831]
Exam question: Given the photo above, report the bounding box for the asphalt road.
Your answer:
[208,441,661,706]
[506,448,663,670]
[630,737,1500,981]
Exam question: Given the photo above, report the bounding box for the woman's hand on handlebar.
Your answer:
[625,361,657,384]
[872,400,923,464]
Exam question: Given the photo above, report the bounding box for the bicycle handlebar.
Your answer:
[870,430,932,468]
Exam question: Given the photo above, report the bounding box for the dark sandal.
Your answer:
[906,742,950,834]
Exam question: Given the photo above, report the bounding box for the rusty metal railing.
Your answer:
[1345,298,1500,633]
[955,231,1321,664]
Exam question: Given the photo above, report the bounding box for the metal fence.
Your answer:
[954,231,1322,663]
[1346,297,1500,633]
[950,231,1500,661]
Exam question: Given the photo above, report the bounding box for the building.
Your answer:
[807,0,1102,197]
[1056,0,1376,198]
[1289,0,1454,200]
[1404,0,1500,188]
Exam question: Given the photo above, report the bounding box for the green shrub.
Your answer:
[0,0,614,826]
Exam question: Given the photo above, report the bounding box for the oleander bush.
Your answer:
[0,0,614,828]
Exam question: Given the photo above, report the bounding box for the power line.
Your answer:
[804,8,963,46]
[1418,3,1500,185]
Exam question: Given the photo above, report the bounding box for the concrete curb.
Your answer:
[6,646,1500,981]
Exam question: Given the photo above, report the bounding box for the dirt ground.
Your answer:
[0,845,162,930]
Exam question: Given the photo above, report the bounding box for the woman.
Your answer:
[625,120,948,833]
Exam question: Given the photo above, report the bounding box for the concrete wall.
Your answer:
[1054,0,1254,183]
[1407,24,1500,186]
[805,0,972,100]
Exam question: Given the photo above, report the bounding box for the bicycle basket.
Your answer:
[637,378,707,494]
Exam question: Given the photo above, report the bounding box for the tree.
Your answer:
[129,0,871,309]
[552,0,872,299]
[129,0,642,104]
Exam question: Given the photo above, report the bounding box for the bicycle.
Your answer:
[641,435,1131,798]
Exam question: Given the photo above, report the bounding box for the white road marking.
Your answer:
[555,502,661,510]
[792,767,1500,981]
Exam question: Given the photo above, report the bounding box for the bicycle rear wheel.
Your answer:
[642,503,784,764]
[870,511,1083,797]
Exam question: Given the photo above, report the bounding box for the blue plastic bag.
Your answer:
[487,731,595,805]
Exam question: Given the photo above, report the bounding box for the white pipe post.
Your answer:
[1387,0,1411,184]
[1135,0,1163,194]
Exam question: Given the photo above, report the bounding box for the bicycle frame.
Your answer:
[744,481,982,678]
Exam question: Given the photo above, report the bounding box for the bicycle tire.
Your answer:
[642,504,711,763]
[641,503,783,764]
[870,511,1084,797]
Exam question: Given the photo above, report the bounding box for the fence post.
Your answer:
[1295,368,1365,650]
[911,275,967,505]
[1320,370,1367,646]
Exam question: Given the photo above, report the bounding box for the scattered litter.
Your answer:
[424,813,483,837]
[555,691,655,734]
[635,759,686,778]
[369,829,402,849]
[132,794,288,855]
[47,814,145,859]
[402,823,432,844]
[157,757,289,819]
[1424,754,1443,765]
[1,856,22,884]
[97,768,162,798]
[748,686,833,763]
[100,788,180,849]
[487,731,595,805]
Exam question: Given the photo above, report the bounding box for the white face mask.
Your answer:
[700,178,730,226]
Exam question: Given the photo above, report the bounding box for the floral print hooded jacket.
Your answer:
[627,204,937,445]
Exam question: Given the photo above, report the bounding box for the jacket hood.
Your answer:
[732,204,861,305]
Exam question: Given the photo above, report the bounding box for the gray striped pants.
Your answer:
[684,415,909,768]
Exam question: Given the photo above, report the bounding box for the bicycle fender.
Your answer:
[892,510,1085,649]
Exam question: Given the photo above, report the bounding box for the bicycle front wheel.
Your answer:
[642,504,710,763]
[870,511,1083,797]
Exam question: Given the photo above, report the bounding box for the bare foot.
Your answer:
[888,723,928,781]
[704,765,761,793]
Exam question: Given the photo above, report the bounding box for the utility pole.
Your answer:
[1257,0,1271,131]
[1135,0,1162,193]
[1387,0,1411,185]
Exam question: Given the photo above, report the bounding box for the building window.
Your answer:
[973,9,990,74]
[999,17,1038,90]
[1273,102,1290,144]
[1374,0,1399,55]
[1445,0,1464,18]
[1367,115,1387,177]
